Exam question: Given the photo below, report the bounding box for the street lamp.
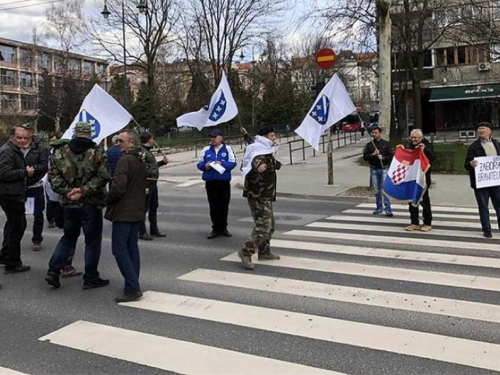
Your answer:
[101,0,146,107]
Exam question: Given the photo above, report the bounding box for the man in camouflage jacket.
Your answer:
[138,131,168,240]
[238,126,282,270]
[45,121,111,290]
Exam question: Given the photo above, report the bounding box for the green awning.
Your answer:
[429,84,500,102]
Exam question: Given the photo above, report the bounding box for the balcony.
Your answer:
[392,68,434,82]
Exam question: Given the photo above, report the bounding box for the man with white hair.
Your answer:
[405,129,435,232]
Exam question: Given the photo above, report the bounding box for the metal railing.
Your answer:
[287,130,360,165]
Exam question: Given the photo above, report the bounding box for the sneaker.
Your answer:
[420,225,432,232]
[4,264,31,274]
[139,233,153,241]
[82,278,110,290]
[372,209,383,215]
[45,274,61,288]
[33,242,42,252]
[258,253,281,260]
[483,231,493,238]
[385,211,394,217]
[114,291,143,303]
[237,250,255,270]
[61,266,83,278]
[48,221,55,228]
[405,224,421,231]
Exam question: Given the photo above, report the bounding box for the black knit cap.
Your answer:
[257,125,276,136]
[476,122,491,130]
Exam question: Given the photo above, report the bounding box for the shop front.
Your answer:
[430,84,500,131]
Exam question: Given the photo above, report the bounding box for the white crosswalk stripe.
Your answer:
[39,200,500,374]
[0,367,29,375]
[356,202,496,214]
[344,208,495,221]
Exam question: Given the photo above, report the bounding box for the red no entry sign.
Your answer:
[316,48,336,70]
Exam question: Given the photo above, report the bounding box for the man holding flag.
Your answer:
[384,129,435,232]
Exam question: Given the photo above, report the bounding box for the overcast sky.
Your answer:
[0,0,317,59]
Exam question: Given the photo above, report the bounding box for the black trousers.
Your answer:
[409,189,432,225]
[205,180,231,233]
[0,197,27,268]
[46,198,64,229]
[27,186,45,243]
[140,181,159,235]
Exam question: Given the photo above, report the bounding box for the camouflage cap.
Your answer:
[74,121,92,134]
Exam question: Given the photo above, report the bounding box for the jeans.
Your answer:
[409,189,432,225]
[0,198,27,269]
[27,186,45,243]
[140,182,159,234]
[205,180,231,233]
[112,221,141,294]
[370,168,391,213]
[48,205,103,282]
[473,187,500,232]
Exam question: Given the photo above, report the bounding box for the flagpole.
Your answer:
[370,137,384,169]
[132,118,168,159]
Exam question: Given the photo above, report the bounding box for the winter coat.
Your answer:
[0,140,27,201]
[464,137,500,189]
[197,143,237,181]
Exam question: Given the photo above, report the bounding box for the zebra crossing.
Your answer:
[36,202,500,374]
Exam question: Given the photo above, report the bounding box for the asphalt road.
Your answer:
[0,182,499,375]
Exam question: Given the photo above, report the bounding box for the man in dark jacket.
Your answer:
[139,131,169,240]
[197,129,237,239]
[464,122,500,238]
[238,126,281,270]
[406,129,435,232]
[45,121,111,289]
[106,130,147,302]
[22,124,48,252]
[363,125,393,216]
[0,126,33,274]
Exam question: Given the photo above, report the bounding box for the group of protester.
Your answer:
[0,122,282,299]
[364,121,500,238]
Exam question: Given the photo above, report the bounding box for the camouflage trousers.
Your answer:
[241,198,275,256]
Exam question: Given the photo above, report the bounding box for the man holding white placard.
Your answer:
[465,122,500,238]
[197,129,237,239]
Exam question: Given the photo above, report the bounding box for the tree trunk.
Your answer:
[377,0,392,139]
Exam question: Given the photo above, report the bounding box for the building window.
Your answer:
[83,61,93,77]
[19,49,33,67]
[2,94,18,111]
[0,69,18,86]
[54,56,65,73]
[362,87,371,100]
[434,44,489,66]
[446,47,455,65]
[0,45,15,63]
[40,53,52,70]
[69,59,80,75]
[20,72,33,88]
[21,95,35,110]
[457,46,466,64]
[96,64,106,77]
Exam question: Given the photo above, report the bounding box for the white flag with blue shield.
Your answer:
[295,74,356,150]
[62,84,132,145]
[176,71,238,130]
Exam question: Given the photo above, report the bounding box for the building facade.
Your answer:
[0,37,108,126]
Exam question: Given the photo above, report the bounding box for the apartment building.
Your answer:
[391,2,500,133]
[0,37,108,123]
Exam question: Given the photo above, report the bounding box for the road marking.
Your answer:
[176,180,204,187]
[356,203,495,214]
[307,222,486,239]
[343,209,492,221]
[270,239,500,269]
[39,320,337,375]
[119,292,500,372]
[221,253,500,292]
[285,229,500,252]
[326,215,482,229]
[179,269,500,324]
[0,368,29,375]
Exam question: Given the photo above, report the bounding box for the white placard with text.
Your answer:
[475,155,500,189]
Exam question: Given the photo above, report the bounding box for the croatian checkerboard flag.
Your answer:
[384,146,430,206]
[176,71,238,131]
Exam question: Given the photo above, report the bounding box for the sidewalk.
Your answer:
[159,136,477,207]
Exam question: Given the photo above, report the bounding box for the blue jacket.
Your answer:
[197,143,237,181]
[106,145,122,177]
